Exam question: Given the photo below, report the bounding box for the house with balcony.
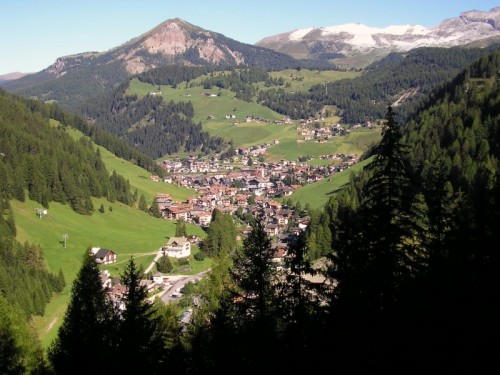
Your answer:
[162,237,191,258]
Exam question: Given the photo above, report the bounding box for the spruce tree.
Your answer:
[337,106,426,311]
[156,255,173,273]
[175,218,187,237]
[223,218,279,371]
[117,258,161,374]
[150,198,162,218]
[203,209,237,257]
[48,249,118,375]
[138,194,148,212]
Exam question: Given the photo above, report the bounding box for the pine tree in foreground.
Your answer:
[48,250,118,375]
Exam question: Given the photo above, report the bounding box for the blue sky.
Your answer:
[1,0,498,75]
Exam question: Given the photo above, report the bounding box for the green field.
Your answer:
[205,122,298,148]
[14,128,208,348]
[267,69,360,93]
[285,157,374,210]
[267,128,381,162]
[126,69,363,160]
[13,195,207,347]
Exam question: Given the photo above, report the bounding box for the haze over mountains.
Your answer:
[1,18,312,109]
[4,7,500,80]
[3,7,500,112]
[256,7,500,66]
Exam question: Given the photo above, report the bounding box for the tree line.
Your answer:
[0,89,137,213]
[259,45,500,122]
[3,49,500,374]
[79,81,228,158]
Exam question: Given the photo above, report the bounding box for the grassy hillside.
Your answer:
[285,157,374,210]
[13,195,204,347]
[127,68,377,161]
[128,78,283,126]
[268,69,360,93]
[63,126,196,202]
[13,127,206,348]
[267,128,381,162]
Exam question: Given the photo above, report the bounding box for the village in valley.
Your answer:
[153,144,360,237]
[87,102,372,319]
[93,139,360,317]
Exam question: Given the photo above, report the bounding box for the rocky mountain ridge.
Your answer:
[32,18,298,78]
[1,18,301,111]
[256,7,500,67]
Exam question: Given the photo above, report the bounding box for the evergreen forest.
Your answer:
[260,45,500,122]
[1,47,500,374]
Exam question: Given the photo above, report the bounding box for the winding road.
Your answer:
[159,270,210,303]
[143,248,210,304]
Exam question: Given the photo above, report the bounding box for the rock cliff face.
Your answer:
[34,18,291,78]
[113,19,244,74]
[1,18,299,111]
[256,7,500,66]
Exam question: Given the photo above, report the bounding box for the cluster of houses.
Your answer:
[92,237,195,311]
[158,149,357,180]
[152,171,312,258]
[298,123,349,141]
[206,113,292,126]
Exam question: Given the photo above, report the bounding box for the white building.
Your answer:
[162,237,191,258]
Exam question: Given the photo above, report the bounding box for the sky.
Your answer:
[1,0,499,75]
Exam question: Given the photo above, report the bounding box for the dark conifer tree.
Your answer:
[117,258,162,374]
[341,106,425,311]
[48,250,118,375]
[150,198,162,218]
[156,255,173,273]
[211,218,279,373]
[175,218,187,237]
[138,194,148,212]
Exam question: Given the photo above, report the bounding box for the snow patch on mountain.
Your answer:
[289,27,315,41]
[256,7,500,64]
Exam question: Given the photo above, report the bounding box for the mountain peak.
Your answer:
[256,7,500,67]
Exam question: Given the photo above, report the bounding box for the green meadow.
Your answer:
[205,122,298,148]
[267,127,381,162]
[267,69,361,93]
[14,127,208,347]
[126,69,364,160]
[285,157,374,210]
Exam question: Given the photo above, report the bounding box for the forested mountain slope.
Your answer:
[1,19,330,112]
[0,89,138,214]
[259,46,500,123]
[304,50,500,373]
[79,80,228,158]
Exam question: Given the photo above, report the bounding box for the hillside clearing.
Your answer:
[285,157,374,209]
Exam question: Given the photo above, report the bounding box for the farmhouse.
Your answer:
[164,206,190,221]
[91,247,117,265]
[163,237,191,258]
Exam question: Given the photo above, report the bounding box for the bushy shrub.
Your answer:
[194,251,206,261]
[156,256,172,273]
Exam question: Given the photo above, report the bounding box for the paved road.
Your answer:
[144,248,163,274]
[159,270,210,304]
